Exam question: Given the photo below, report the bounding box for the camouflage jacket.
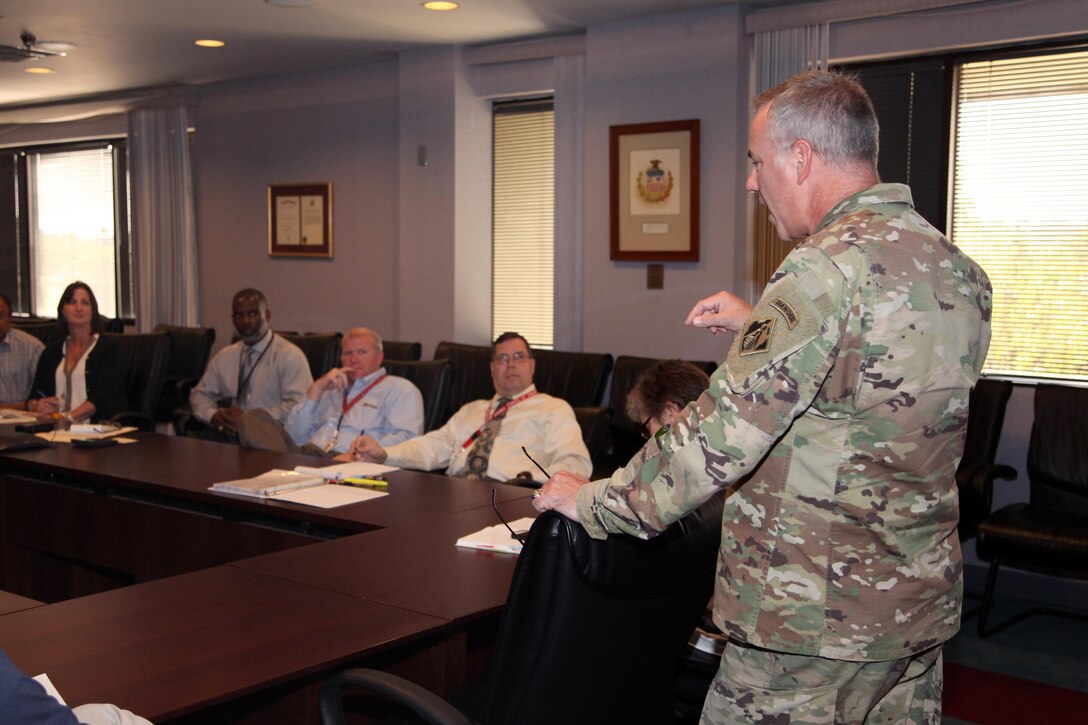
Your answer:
[577,184,992,661]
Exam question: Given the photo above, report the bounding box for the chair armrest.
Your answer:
[958,462,1018,504]
[956,462,1018,541]
[172,405,202,437]
[174,376,199,401]
[319,668,470,725]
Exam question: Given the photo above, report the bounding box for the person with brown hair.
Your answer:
[27,282,127,423]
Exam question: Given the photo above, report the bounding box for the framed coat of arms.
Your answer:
[609,119,699,261]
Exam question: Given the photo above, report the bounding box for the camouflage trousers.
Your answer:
[701,641,942,724]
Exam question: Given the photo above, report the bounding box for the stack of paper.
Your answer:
[293,461,398,479]
[210,469,326,498]
[36,425,138,443]
[0,409,39,425]
[455,517,536,555]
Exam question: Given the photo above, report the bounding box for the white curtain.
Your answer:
[127,105,200,331]
[552,52,585,351]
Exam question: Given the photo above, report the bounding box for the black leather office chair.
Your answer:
[531,348,613,408]
[106,332,172,431]
[152,324,216,424]
[573,405,613,470]
[280,332,342,380]
[383,340,423,362]
[321,498,724,725]
[957,379,1017,544]
[955,378,1017,619]
[975,383,1088,636]
[433,341,495,426]
[383,359,454,433]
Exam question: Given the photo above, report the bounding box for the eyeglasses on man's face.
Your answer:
[639,415,671,440]
[492,351,530,365]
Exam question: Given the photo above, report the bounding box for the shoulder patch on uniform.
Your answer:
[769,297,799,329]
[726,273,827,391]
[739,318,775,356]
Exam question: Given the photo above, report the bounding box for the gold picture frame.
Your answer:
[609,119,699,262]
[268,183,333,258]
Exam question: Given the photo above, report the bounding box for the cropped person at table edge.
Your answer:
[347,332,591,483]
[27,282,128,424]
[188,288,311,441]
[239,327,423,455]
[0,292,44,410]
[534,70,992,724]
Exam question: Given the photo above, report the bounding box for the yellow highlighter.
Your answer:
[340,476,389,490]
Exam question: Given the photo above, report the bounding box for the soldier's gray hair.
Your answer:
[754,70,879,172]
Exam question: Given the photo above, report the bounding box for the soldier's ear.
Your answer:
[663,401,681,425]
[792,139,814,184]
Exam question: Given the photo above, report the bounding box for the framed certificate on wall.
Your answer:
[268,183,333,258]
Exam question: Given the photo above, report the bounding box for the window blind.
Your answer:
[492,100,554,350]
[28,146,119,318]
[951,48,1088,382]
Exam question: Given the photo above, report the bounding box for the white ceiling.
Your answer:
[0,0,805,112]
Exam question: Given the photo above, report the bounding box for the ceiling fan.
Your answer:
[0,31,76,63]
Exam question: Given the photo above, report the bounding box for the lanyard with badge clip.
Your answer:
[236,340,272,402]
[322,373,387,452]
[461,390,537,449]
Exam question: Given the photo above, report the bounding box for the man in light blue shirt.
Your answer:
[241,327,423,456]
[0,292,44,410]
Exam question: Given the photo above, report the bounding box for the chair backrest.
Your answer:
[531,349,613,408]
[11,318,62,347]
[382,359,454,433]
[383,340,422,362]
[573,405,613,471]
[956,378,1013,540]
[484,497,724,725]
[280,332,342,380]
[108,332,172,420]
[153,324,217,382]
[433,341,495,425]
[1027,384,1088,514]
[605,355,719,471]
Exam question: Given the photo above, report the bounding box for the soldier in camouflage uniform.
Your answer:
[534,70,992,723]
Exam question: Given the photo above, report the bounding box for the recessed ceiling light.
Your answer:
[423,1,460,9]
[25,67,55,74]
[194,39,226,48]
[265,0,323,7]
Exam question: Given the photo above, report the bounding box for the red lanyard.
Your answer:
[462,389,537,448]
[342,373,387,416]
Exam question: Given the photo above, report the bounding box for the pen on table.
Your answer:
[339,476,389,490]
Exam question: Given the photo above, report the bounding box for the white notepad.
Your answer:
[455,517,535,555]
[210,469,326,498]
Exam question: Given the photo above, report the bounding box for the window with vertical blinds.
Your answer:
[492,99,554,350]
[951,48,1088,382]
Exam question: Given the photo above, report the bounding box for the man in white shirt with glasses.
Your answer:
[347,332,590,483]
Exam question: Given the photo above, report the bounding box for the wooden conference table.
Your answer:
[0,432,538,723]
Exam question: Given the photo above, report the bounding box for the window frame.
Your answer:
[841,38,1088,384]
[491,96,556,350]
[0,138,133,322]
